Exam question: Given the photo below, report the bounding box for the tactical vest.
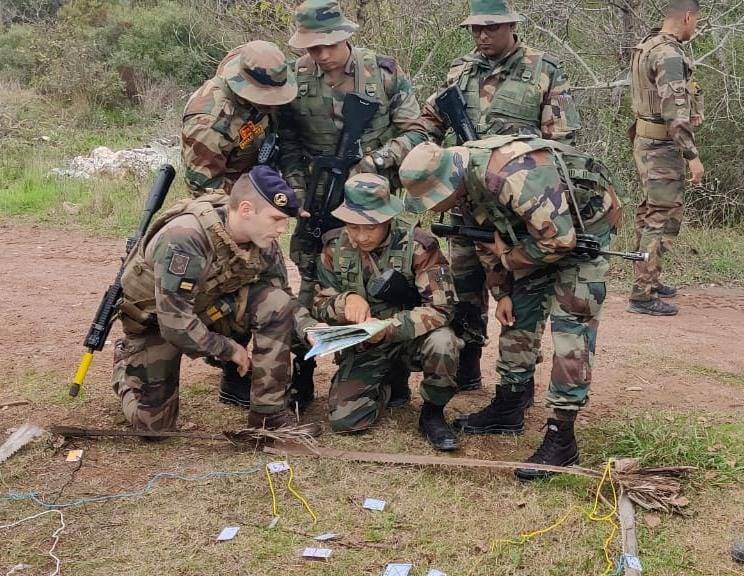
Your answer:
[329,219,417,320]
[451,47,553,137]
[120,193,268,333]
[631,31,694,122]
[463,136,621,240]
[293,47,395,156]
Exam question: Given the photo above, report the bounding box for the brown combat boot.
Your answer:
[247,409,321,437]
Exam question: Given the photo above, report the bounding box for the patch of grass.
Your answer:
[686,364,744,389]
[583,414,744,484]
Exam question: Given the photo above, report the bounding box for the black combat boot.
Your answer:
[219,363,252,409]
[388,360,412,408]
[419,402,459,451]
[453,385,528,435]
[515,416,579,481]
[290,357,315,412]
[523,377,535,409]
[456,344,483,392]
[626,298,678,316]
[653,283,678,299]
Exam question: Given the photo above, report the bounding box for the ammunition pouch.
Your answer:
[367,269,421,310]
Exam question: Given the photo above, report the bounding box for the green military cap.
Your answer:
[217,40,297,106]
[289,0,359,50]
[460,0,525,27]
[399,142,471,214]
[332,174,404,225]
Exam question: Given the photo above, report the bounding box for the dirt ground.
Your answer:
[1,223,743,575]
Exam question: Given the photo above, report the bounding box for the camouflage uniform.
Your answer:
[401,137,621,413]
[312,175,459,436]
[421,0,581,388]
[630,29,702,302]
[182,41,297,195]
[113,170,315,431]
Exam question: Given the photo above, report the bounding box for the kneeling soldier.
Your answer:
[312,174,460,450]
[113,166,320,433]
[400,137,621,477]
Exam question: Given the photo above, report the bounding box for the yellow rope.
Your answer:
[490,460,620,575]
[264,463,318,526]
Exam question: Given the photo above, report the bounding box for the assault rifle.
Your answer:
[435,84,479,144]
[431,223,649,262]
[69,164,175,397]
[294,92,381,281]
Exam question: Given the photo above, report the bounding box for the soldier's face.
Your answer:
[230,202,289,248]
[345,222,390,252]
[307,42,351,73]
[471,23,516,58]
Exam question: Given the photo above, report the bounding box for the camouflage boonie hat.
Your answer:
[400,143,471,214]
[460,0,525,27]
[289,0,359,50]
[217,40,297,106]
[332,174,404,225]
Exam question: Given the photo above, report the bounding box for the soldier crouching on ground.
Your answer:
[112,166,320,434]
[311,174,461,451]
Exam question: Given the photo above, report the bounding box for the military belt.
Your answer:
[636,119,671,141]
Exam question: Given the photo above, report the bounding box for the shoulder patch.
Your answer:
[414,227,438,251]
[168,252,191,276]
[376,55,397,74]
[321,227,344,244]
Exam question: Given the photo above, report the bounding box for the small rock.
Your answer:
[625,386,643,392]
[732,541,744,564]
[643,513,662,528]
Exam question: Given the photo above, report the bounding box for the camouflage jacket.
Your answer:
[461,136,621,292]
[312,220,455,343]
[181,77,272,195]
[422,40,581,145]
[278,45,428,203]
[631,29,700,160]
[119,195,314,360]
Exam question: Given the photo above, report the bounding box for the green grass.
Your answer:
[686,364,744,389]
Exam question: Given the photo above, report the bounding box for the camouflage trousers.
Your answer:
[498,255,610,411]
[631,137,686,301]
[329,327,459,432]
[112,284,296,431]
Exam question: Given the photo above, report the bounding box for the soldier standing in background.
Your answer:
[181,40,297,195]
[421,0,581,394]
[628,0,704,316]
[279,0,428,409]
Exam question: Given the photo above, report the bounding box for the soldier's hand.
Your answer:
[688,157,705,185]
[299,209,311,219]
[495,296,515,327]
[367,321,388,344]
[230,344,252,377]
[345,293,372,324]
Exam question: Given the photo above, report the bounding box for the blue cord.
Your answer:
[3,465,262,510]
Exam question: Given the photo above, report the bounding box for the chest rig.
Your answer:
[331,220,417,320]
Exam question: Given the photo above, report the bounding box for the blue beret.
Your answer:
[245,165,299,217]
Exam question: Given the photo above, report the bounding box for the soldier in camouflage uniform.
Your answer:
[421,0,581,394]
[312,174,461,451]
[181,40,297,195]
[279,0,429,408]
[628,0,704,316]
[400,137,621,477]
[113,166,320,434]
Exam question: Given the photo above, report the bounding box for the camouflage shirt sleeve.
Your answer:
[181,114,234,195]
[150,217,239,361]
[540,59,581,145]
[312,238,354,324]
[475,243,514,299]
[375,57,429,166]
[650,44,698,160]
[387,230,455,343]
[488,151,576,270]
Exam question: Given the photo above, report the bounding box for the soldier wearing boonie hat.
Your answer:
[419,0,581,396]
[311,174,461,451]
[113,165,321,436]
[400,136,621,479]
[280,0,428,410]
[182,40,298,197]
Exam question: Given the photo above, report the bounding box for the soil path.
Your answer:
[1,223,742,433]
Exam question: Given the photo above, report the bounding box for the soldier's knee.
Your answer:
[329,403,379,433]
[424,328,460,357]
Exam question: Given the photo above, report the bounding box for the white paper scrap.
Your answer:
[363,498,386,511]
[623,554,643,571]
[383,563,413,576]
[267,461,290,474]
[314,532,341,541]
[216,526,240,542]
[66,449,83,462]
[303,547,333,560]
[427,570,446,576]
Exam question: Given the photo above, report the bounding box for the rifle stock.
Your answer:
[69,164,175,397]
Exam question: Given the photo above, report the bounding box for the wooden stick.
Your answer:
[0,400,30,409]
[618,490,642,576]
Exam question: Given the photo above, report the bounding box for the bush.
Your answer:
[0,25,37,84]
